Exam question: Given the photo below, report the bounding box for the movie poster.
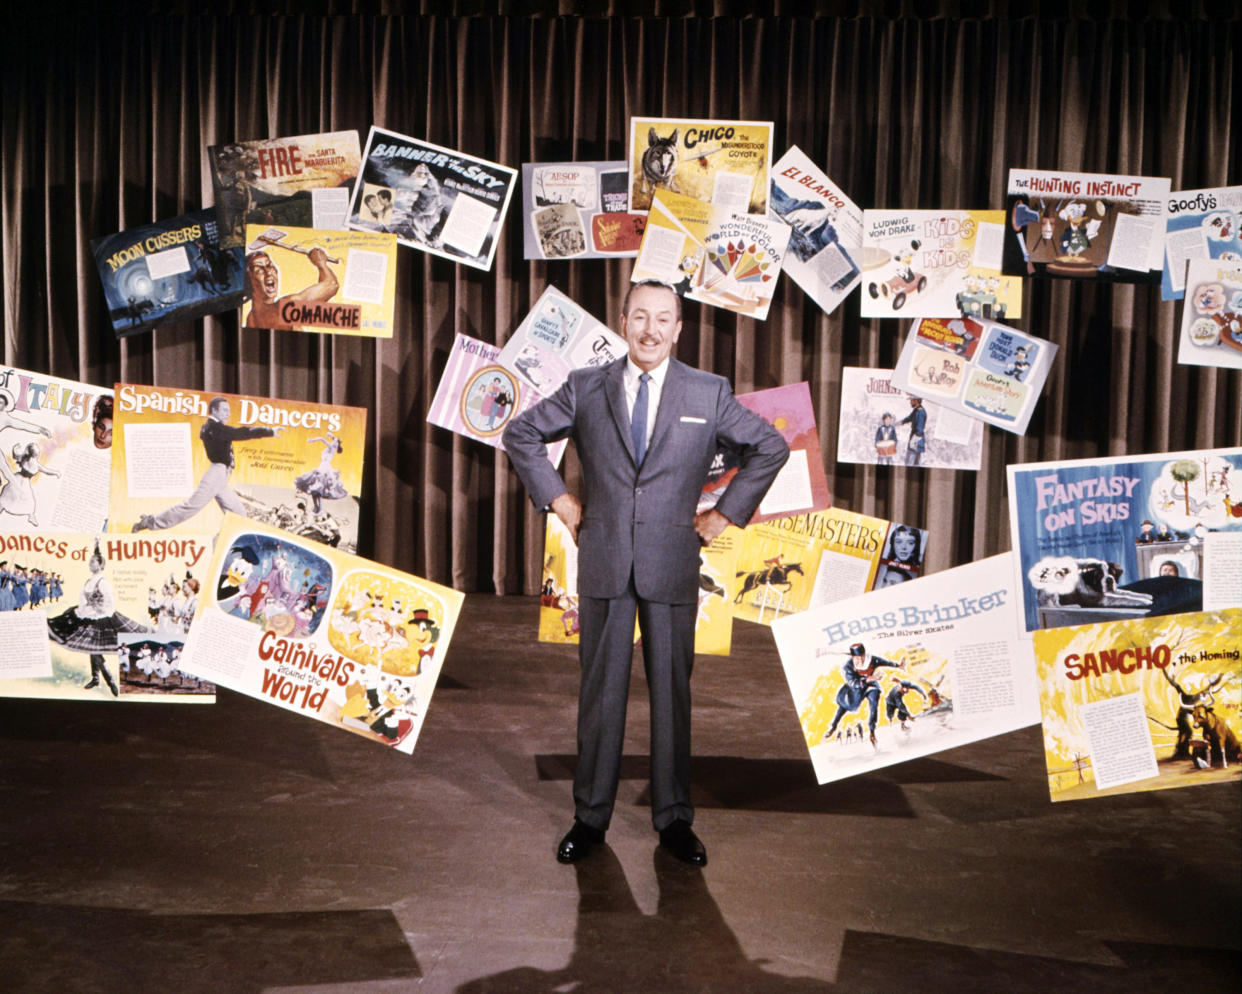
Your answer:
[495,286,627,403]
[536,513,740,656]
[731,508,930,626]
[240,225,398,338]
[521,161,647,259]
[1007,449,1242,635]
[110,385,367,554]
[698,382,832,524]
[426,333,565,465]
[0,367,113,534]
[1003,168,1171,284]
[860,210,1020,319]
[348,126,517,272]
[768,146,863,316]
[1177,257,1242,369]
[1162,185,1242,300]
[179,514,464,753]
[892,317,1058,435]
[208,131,362,249]
[91,209,246,337]
[632,189,790,320]
[0,532,215,703]
[1032,609,1240,801]
[772,554,1039,785]
[628,117,774,216]
[836,367,983,471]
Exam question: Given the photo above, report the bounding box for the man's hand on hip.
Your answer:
[549,493,583,544]
[694,508,731,546]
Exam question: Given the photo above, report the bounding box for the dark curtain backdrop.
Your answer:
[1,13,1238,594]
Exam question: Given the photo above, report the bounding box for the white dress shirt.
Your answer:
[623,356,669,451]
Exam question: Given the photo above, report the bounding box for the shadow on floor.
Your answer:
[834,928,1241,993]
[456,845,833,993]
[0,901,419,994]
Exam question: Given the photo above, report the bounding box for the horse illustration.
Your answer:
[733,562,804,603]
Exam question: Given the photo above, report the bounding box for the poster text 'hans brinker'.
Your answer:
[818,590,1010,645]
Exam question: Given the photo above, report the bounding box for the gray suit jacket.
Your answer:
[503,357,789,603]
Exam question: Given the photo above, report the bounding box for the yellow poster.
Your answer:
[179,513,464,754]
[110,384,367,553]
[732,508,891,626]
[241,225,397,338]
[0,531,215,703]
[1033,609,1241,801]
[628,117,773,215]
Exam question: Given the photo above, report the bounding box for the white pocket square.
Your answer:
[680,415,707,424]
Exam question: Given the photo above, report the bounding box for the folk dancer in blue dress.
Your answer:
[0,561,16,612]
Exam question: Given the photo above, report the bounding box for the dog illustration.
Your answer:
[641,128,680,195]
[1192,704,1241,768]
[1027,556,1153,610]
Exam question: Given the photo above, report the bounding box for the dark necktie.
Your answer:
[631,372,651,465]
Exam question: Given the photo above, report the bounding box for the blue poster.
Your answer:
[1008,449,1242,632]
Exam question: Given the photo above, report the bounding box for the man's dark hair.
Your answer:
[622,279,681,322]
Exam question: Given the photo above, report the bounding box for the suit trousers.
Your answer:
[574,576,696,832]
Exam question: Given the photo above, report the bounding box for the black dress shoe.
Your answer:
[556,819,605,864]
[658,819,707,866]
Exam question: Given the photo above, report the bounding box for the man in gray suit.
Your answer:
[503,280,789,866]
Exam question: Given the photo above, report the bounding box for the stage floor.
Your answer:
[2,594,1239,992]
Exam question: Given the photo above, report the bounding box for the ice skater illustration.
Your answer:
[822,643,905,747]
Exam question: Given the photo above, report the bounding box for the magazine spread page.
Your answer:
[0,367,113,534]
[495,286,627,403]
[1161,185,1242,300]
[1032,608,1240,801]
[349,126,517,272]
[773,554,1038,785]
[180,513,464,754]
[240,225,398,338]
[1177,257,1242,369]
[891,317,1058,435]
[836,367,983,470]
[111,384,367,553]
[768,146,863,316]
[860,210,1019,319]
[627,117,774,216]
[426,332,567,466]
[0,531,216,703]
[521,161,646,259]
[1003,168,1171,283]
[91,208,246,337]
[208,131,362,249]
[698,382,832,524]
[1007,448,1242,635]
